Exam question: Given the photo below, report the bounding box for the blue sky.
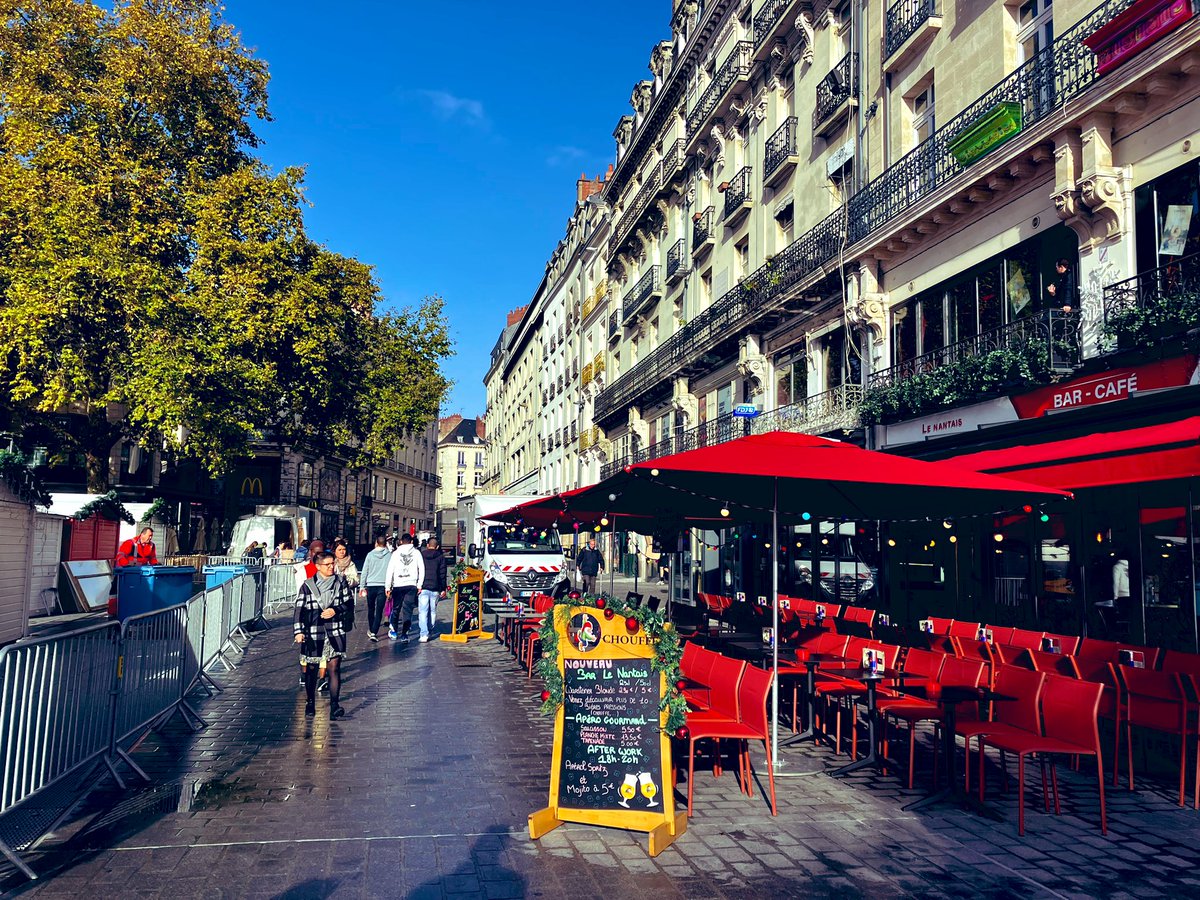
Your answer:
[221,1,670,416]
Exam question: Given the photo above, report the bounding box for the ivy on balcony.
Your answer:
[1102,252,1200,351]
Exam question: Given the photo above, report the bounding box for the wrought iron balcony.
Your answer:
[581,362,594,387]
[609,169,660,257]
[750,385,865,437]
[687,41,753,137]
[622,266,663,323]
[850,0,1140,246]
[814,53,858,133]
[1103,251,1200,351]
[666,238,686,283]
[608,310,620,340]
[885,0,940,60]
[660,139,685,187]
[722,166,752,222]
[753,0,796,50]
[868,309,1080,392]
[763,117,798,186]
[691,206,715,257]
[594,208,848,425]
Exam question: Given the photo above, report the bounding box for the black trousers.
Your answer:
[389,586,418,632]
[365,586,387,634]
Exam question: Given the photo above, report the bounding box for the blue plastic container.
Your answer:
[114,565,196,622]
[203,564,249,592]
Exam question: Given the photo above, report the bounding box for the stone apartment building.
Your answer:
[435,415,488,543]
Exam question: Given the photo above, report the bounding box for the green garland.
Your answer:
[73,490,136,524]
[142,497,174,525]
[535,594,689,736]
[0,451,51,507]
[447,560,468,596]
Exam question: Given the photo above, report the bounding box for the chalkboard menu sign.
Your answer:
[558,657,662,811]
[529,603,685,857]
[440,568,490,643]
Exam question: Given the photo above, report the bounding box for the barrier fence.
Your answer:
[0,570,273,881]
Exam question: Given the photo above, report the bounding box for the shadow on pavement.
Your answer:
[405,825,525,900]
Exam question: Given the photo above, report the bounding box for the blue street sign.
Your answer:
[732,403,759,418]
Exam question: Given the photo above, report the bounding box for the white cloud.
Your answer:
[546,144,587,167]
[414,89,489,129]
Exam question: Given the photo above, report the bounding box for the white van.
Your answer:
[459,494,569,600]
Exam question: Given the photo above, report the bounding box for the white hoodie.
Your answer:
[385,544,425,592]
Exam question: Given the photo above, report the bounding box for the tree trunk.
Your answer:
[85,451,111,493]
[80,406,121,493]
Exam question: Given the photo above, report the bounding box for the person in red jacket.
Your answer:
[116,527,159,567]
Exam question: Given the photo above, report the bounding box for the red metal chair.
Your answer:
[987,625,1017,647]
[927,617,954,635]
[1117,666,1191,807]
[1040,631,1081,655]
[948,620,982,641]
[955,665,1046,795]
[681,645,720,710]
[950,635,995,686]
[1005,628,1047,652]
[980,674,1107,835]
[686,663,777,816]
[521,594,556,676]
[1012,646,1082,678]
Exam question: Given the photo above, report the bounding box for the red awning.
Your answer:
[943,416,1200,490]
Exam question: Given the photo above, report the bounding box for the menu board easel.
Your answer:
[529,604,685,857]
[440,567,492,643]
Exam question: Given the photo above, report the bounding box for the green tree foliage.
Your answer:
[0,0,450,488]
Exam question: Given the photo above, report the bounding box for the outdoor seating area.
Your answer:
[667,602,1200,837]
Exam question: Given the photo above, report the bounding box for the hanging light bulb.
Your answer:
[600,516,609,527]
[949,535,958,544]
[928,539,936,547]
[801,512,811,521]
[887,538,896,547]
[720,506,730,517]
[650,468,660,476]
[764,542,771,549]
[1040,513,1050,523]
[942,519,952,529]
[993,533,1004,543]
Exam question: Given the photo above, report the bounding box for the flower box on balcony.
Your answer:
[947,101,1023,166]
[1082,0,1193,77]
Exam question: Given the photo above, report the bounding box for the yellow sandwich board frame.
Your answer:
[440,567,493,643]
[528,603,685,857]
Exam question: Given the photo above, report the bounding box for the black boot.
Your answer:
[303,663,318,717]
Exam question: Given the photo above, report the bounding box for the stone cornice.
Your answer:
[605,0,737,202]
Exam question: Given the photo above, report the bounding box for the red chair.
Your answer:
[1012,646,1081,678]
[987,625,1017,647]
[927,617,954,635]
[948,620,982,641]
[521,594,556,676]
[950,635,995,686]
[686,664,777,816]
[817,639,890,757]
[1006,628,1047,652]
[1118,666,1191,807]
[681,645,720,710]
[980,674,1107,835]
[955,666,1046,795]
[1040,632,1081,655]
[688,655,746,723]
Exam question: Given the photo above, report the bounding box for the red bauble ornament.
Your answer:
[625,616,640,633]
[568,590,581,600]
[540,690,551,703]
[603,608,615,620]
[675,726,689,740]
[595,597,606,609]
[675,679,687,691]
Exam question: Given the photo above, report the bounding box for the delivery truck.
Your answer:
[457,494,569,600]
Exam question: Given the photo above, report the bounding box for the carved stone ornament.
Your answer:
[685,186,697,207]
[710,122,727,167]
[631,80,654,117]
[671,377,699,426]
[737,335,768,395]
[753,100,768,123]
[650,40,674,78]
[628,407,650,449]
[795,12,815,65]
[846,293,888,342]
[614,115,634,148]
[1079,170,1124,243]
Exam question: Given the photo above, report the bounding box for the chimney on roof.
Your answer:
[506,305,529,328]
[577,171,606,205]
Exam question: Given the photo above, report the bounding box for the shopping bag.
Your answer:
[383,597,393,621]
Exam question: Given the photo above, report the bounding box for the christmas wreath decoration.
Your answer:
[72,490,135,524]
[535,593,688,736]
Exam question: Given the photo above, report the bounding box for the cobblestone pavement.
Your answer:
[4,595,1200,899]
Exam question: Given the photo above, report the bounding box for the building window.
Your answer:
[299,462,315,499]
[475,452,483,467]
[457,472,465,489]
[1017,0,1054,63]
[474,471,483,488]
[457,450,465,466]
[735,239,749,279]
[911,82,935,145]
[775,349,808,408]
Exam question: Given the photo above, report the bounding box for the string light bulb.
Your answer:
[949,535,958,543]
[887,538,896,547]
[993,533,1004,543]
[650,468,660,476]
[942,519,952,529]
[1040,513,1050,523]
[600,516,609,527]
[720,506,730,517]
[801,512,812,521]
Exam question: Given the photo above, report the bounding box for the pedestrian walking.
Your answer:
[359,535,391,641]
[298,538,326,686]
[577,537,604,595]
[385,533,424,644]
[293,551,352,719]
[116,526,158,567]
[418,537,448,642]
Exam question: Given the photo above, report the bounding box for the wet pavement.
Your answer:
[4,585,1200,898]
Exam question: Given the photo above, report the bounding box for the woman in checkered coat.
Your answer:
[294,550,353,719]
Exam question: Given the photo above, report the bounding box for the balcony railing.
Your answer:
[610,169,661,256]
[622,266,663,322]
[763,117,798,183]
[593,353,605,374]
[692,205,714,253]
[582,362,594,387]
[666,238,686,282]
[750,385,865,437]
[687,41,753,136]
[885,0,940,59]
[722,166,752,220]
[595,208,847,424]
[608,310,619,339]
[660,139,685,186]
[868,308,1080,391]
[1103,251,1200,350]
[850,0,1139,245]
[753,0,793,47]
[814,52,858,130]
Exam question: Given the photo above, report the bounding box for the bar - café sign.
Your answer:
[882,354,1199,447]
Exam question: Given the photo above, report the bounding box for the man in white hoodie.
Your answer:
[385,533,425,644]
[358,535,393,641]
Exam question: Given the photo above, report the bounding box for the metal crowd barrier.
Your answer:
[264,563,302,616]
[0,570,280,881]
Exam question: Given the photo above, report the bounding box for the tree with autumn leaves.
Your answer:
[0,0,450,489]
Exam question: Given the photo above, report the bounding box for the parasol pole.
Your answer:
[771,478,780,767]
[610,515,617,598]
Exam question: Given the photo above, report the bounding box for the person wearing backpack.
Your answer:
[385,533,425,644]
[358,535,392,641]
[417,537,449,642]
